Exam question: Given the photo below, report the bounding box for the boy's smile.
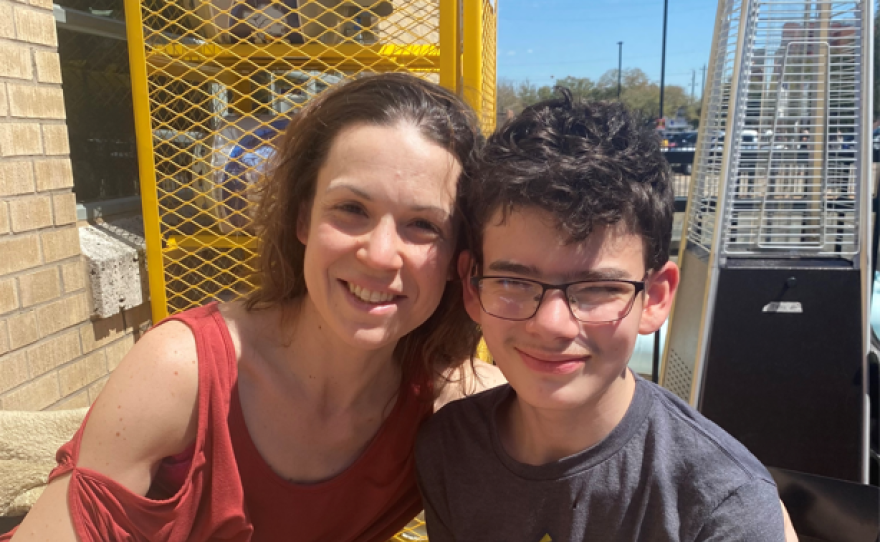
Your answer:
[461,207,678,464]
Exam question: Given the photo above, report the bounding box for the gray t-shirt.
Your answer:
[416,374,784,542]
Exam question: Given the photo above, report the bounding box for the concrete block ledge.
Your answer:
[78,217,147,318]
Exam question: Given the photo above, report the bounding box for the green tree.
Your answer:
[497,68,699,127]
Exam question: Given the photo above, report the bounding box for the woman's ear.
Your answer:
[458,251,482,323]
[638,261,680,335]
[296,204,311,246]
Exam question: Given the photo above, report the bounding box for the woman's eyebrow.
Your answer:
[324,182,373,200]
[325,182,452,216]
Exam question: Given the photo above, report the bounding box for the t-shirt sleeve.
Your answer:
[696,479,786,542]
[414,423,456,542]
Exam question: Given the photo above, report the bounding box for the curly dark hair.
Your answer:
[465,88,674,271]
[245,73,482,383]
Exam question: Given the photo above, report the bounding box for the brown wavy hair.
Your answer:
[245,73,482,385]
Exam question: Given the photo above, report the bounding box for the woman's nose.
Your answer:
[358,216,404,270]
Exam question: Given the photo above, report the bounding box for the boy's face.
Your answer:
[460,208,678,413]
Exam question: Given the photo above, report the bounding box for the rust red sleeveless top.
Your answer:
[3,303,433,542]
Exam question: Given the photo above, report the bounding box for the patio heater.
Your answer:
[661,0,873,485]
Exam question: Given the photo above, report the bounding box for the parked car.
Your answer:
[667,131,698,150]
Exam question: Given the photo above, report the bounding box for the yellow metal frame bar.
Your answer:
[461,0,483,116]
[439,0,459,92]
[125,0,168,323]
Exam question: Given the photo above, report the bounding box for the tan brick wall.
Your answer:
[0,0,152,412]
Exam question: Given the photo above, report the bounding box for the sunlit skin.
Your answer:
[460,208,679,466]
[298,122,462,357]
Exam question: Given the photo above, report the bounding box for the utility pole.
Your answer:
[617,41,623,99]
[691,69,696,101]
[700,64,707,100]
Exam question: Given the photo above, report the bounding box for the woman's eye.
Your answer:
[336,202,366,216]
[412,219,441,234]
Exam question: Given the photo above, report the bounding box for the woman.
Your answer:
[8,73,502,542]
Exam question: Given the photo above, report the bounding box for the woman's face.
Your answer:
[299,122,461,352]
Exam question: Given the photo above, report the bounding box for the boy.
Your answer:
[416,91,787,541]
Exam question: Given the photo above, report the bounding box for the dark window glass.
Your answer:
[57,26,139,203]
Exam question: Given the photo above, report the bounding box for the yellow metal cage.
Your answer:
[123,0,497,538]
[124,0,497,323]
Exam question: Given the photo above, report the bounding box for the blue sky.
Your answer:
[496,0,719,96]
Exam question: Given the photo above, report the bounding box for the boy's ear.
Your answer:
[638,261,680,335]
[457,251,482,323]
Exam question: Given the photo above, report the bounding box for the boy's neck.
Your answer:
[498,369,637,466]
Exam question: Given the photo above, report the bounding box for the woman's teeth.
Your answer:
[348,283,395,304]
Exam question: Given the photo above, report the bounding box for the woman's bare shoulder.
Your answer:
[217,300,287,362]
[76,319,201,492]
[12,321,201,541]
[433,360,507,411]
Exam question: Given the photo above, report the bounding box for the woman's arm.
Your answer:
[11,321,200,542]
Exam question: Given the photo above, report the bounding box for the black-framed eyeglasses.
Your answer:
[470,276,646,323]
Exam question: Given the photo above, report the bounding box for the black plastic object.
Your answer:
[771,467,880,542]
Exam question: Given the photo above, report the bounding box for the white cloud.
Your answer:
[507,50,517,56]
[527,49,533,54]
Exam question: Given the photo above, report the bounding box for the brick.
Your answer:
[0,203,8,235]
[1,372,60,410]
[34,159,73,191]
[0,161,35,196]
[18,266,60,307]
[41,226,80,262]
[42,124,70,155]
[0,43,31,80]
[58,350,106,396]
[0,5,13,39]
[9,85,66,119]
[0,320,8,355]
[8,309,38,349]
[0,235,40,274]
[34,51,61,84]
[0,83,7,117]
[49,390,90,410]
[61,258,86,292]
[52,192,77,225]
[81,311,124,353]
[9,195,52,232]
[26,329,80,376]
[0,279,18,315]
[27,0,54,11]
[35,292,88,337]
[104,334,134,371]
[0,350,29,393]
[86,375,109,403]
[0,123,43,157]
[14,7,57,46]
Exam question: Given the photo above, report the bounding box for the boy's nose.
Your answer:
[527,290,581,339]
[358,217,403,270]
